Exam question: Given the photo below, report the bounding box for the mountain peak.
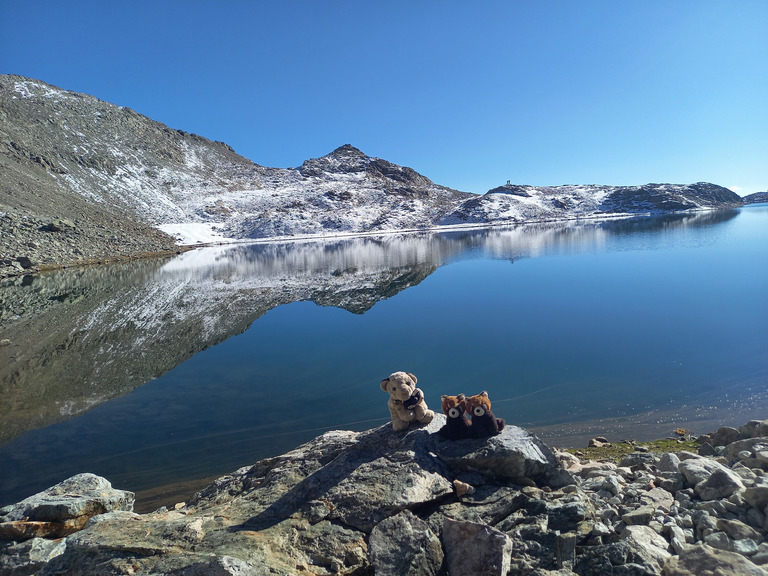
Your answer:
[326,144,367,158]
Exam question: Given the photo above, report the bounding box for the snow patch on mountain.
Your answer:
[1,74,745,255]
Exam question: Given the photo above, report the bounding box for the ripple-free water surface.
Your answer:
[1,207,766,507]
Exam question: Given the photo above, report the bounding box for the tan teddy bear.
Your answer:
[380,371,435,431]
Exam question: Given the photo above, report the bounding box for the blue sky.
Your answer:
[1,1,766,195]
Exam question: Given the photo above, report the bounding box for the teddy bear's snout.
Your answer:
[391,386,414,401]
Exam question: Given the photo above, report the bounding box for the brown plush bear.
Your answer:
[466,391,506,438]
[380,371,435,431]
[438,394,472,440]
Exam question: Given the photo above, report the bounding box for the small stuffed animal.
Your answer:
[466,391,506,438]
[438,394,472,440]
[380,371,435,431]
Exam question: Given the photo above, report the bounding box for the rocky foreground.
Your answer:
[2,418,768,575]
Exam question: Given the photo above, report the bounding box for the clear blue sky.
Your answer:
[2,1,766,195]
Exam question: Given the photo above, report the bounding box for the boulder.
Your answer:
[431,422,575,488]
[695,469,745,501]
[679,456,733,487]
[662,543,768,576]
[442,518,512,576]
[621,525,672,569]
[725,438,768,462]
[0,473,134,540]
[710,426,741,447]
[658,453,681,473]
[717,518,763,542]
[623,505,656,526]
[744,486,768,509]
[368,510,443,576]
[740,422,768,439]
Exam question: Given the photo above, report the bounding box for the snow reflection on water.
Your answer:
[1,208,766,507]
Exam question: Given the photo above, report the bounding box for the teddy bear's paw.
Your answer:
[419,410,435,424]
[391,420,410,432]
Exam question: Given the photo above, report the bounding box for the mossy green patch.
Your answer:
[561,438,699,463]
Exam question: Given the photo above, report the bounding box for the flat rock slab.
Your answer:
[0,473,134,540]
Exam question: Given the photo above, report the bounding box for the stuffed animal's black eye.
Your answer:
[448,408,460,418]
[474,406,485,416]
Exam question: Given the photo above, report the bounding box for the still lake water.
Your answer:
[1,206,767,509]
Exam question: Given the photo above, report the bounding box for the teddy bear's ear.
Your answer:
[380,378,391,391]
[406,372,417,385]
[457,394,466,401]
[441,395,447,401]
[480,391,489,398]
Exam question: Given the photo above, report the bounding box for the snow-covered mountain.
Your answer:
[441,182,743,226]
[0,75,469,249]
[0,73,743,277]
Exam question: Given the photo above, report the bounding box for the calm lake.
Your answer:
[1,206,767,510]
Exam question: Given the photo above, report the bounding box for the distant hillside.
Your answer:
[743,192,768,204]
[441,182,742,226]
[0,74,745,278]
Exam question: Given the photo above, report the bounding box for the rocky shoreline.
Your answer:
[0,207,186,280]
[2,418,768,575]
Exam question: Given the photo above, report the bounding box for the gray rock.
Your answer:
[547,500,588,532]
[705,530,733,551]
[442,518,512,576]
[169,555,257,576]
[3,473,134,522]
[711,426,742,447]
[619,452,659,469]
[659,473,685,494]
[621,525,672,569]
[431,423,575,488]
[623,505,656,526]
[0,473,134,540]
[368,510,443,576]
[718,518,763,542]
[726,438,768,462]
[748,506,766,530]
[744,486,768,509]
[661,543,768,576]
[740,422,768,439]
[678,457,733,487]
[734,539,761,557]
[0,537,66,576]
[695,468,745,501]
[639,487,675,509]
[658,453,681,473]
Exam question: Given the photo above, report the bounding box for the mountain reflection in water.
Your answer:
[1,209,766,507]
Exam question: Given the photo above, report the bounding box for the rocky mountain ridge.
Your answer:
[0,74,745,279]
[2,418,768,575]
[743,192,768,204]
